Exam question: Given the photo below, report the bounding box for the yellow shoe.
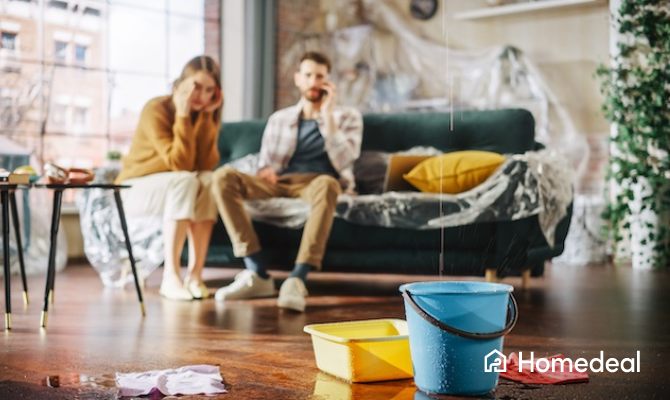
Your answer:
[159,280,193,301]
[185,279,210,299]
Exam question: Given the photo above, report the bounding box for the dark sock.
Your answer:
[290,263,313,282]
[243,252,269,279]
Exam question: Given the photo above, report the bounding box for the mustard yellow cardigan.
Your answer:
[116,95,220,183]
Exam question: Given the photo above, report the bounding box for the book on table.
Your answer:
[0,171,31,184]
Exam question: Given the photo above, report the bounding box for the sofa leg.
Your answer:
[521,269,531,290]
[485,269,497,282]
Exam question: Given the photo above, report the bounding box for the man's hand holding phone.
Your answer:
[320,81,336,113]
[257,167,278,185]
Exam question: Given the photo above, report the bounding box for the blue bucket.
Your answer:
[399,281,517,396]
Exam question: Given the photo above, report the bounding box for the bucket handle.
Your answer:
[402,290,518,340]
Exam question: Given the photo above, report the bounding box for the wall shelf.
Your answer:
[453,0,606,21]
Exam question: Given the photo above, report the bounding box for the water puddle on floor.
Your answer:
[0,374,117,400]
[78,373,116,389]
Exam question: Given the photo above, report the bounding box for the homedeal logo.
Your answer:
[484,350,641,373]
[484,349,507,373]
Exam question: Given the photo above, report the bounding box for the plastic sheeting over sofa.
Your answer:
[238,149,572,248]
[78,149,572,287]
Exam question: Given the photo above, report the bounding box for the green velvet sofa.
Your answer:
[206,109,572,277]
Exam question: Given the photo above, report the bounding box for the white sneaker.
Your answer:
[214,270,275,301]
[277,277,308,312]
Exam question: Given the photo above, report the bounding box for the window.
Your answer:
[51,103,68,126]
[0,1,221,205]
[83,7,101,17]
[1,32,17,50]
[0,95,12,109]
[74,44,87,64]
[48,0,68,10]
[0,95,15,128]
[54,40,68,62]
[72,106,88,127]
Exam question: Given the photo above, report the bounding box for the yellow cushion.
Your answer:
[403,150,506,194]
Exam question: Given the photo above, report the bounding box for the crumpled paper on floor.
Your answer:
[115,364,226,397]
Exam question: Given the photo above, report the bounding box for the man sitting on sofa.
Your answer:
[211,51,363,312]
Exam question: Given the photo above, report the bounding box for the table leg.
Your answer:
[41,189,63,328]
[113,189,145,316]
[9,190,29,306]
[2,190,12,330]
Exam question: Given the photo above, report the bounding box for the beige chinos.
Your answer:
[211,165,341,269]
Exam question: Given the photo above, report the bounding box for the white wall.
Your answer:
[222,0,246,121]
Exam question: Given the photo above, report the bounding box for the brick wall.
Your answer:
[205,0,221,61]
[275,0,322,109]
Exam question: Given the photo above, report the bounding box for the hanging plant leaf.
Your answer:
[597,0,670,269]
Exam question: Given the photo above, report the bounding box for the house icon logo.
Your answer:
[484,349,507,373]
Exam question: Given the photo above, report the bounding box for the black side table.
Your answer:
[34,183,145,328]
[0,183,30,330]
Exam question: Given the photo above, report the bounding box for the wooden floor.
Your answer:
[0,262,668,399]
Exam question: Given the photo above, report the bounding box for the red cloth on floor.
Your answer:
[500,353,590,384]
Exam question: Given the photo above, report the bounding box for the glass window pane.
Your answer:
[109,4,167,75]
[168,0,204,19]
[75,44,87,64]
[72,106,88,126]
[54,40,68,62]
[168,14,205,79]
[50,103,68,126]
[47,65,107,136]
[109,0,166,13]
[43,135,108,168]
[1,0,220,174]
[1,32,18,50]
[3,134,40,161]
[0,60,43,137]
[47,0,68,11]
[109,73,169,143]
[83,7,102,17]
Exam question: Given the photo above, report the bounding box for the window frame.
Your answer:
[1,31,18,51]
[74,43,87,65]
[54,39,68,63]
[1,0,222,185]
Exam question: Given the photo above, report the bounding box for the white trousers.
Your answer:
[121,171,218,222]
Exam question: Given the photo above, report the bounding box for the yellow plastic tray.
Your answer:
[303,319,414,383]
[312,372,415,399]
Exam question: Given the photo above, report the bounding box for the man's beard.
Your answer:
[303,88,324,102]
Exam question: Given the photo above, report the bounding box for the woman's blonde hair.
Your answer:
[173,55,222,120]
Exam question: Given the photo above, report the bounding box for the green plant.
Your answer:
[106,150,122,161]
[596,0,670,268]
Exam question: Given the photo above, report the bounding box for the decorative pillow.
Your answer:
[353,147,442,194]
[403,150,506,194]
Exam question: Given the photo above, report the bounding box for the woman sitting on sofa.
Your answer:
[116,55,223,301]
